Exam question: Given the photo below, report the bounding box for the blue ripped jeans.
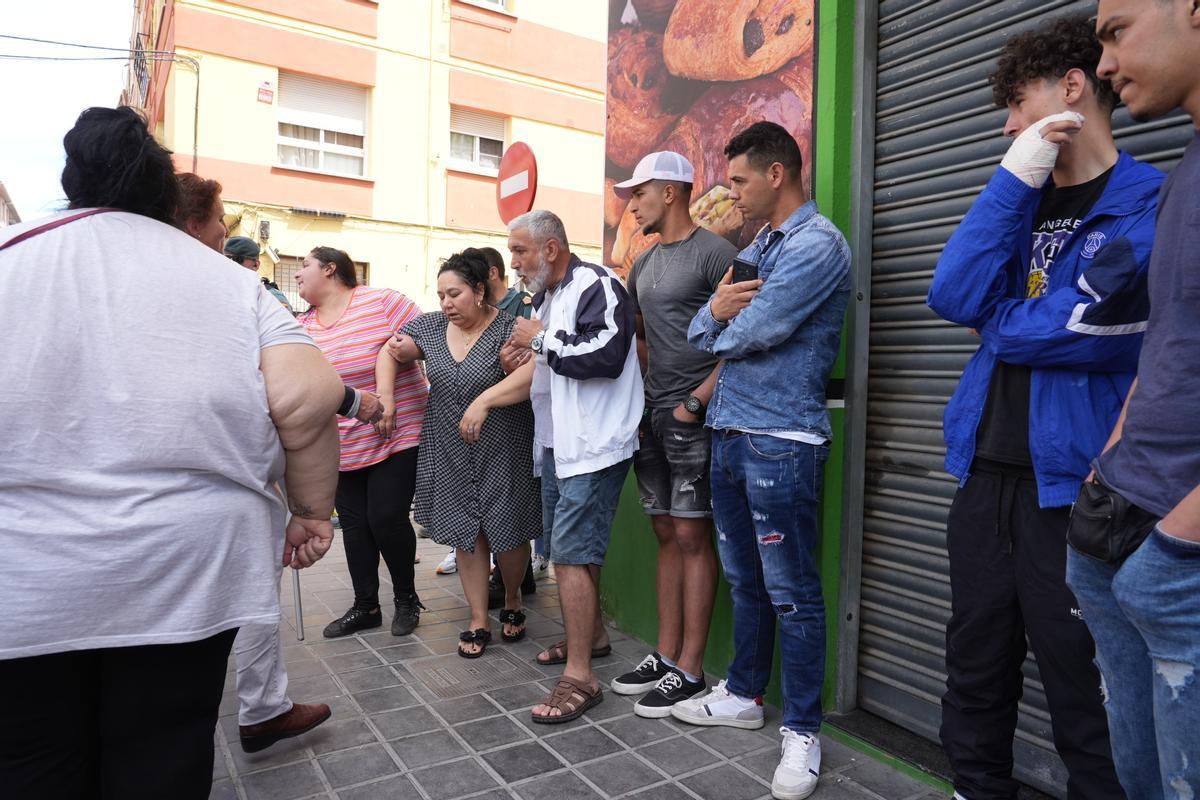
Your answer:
[710,430,828,733]
[1067,525,1200,799]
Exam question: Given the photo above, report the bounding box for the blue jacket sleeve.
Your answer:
[927,167,1041,328]
[978,206,1156,372]
[688,228,849,359]
[544,274,635,380]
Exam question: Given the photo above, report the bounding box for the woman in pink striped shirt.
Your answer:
[297,247,428,639]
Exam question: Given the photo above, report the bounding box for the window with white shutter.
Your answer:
[449,107,506,173]
[277,74,368,177]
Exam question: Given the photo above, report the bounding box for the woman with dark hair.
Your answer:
[296,246,429,639]
[0,106,343,797]
[386,250,540,657]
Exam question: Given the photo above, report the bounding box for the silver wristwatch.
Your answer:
[530,331,545,354]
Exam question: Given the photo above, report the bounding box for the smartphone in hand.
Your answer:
[731,257,758,284]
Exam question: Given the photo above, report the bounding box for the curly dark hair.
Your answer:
[175,173,223,232]
[991,15,1117,112]
[61,106,180,224]
[439,250,490,296]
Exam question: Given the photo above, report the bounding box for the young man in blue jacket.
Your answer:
[926,16,1162,800]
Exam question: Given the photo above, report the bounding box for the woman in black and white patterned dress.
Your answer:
[385,250,539,658]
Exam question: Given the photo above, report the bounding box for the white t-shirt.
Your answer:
[0,210,315,659]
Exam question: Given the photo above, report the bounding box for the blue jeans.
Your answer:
[543,450,631,567]
[710,430,828,733]
[1067,525,1200,799]
[537,450,557,560]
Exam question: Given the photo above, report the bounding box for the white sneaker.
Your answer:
[436,551,457,575]
[669,679,764,729]
[772,727,820,800]
[531,554,549,579]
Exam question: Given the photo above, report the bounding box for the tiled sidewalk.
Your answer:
[210,533,947,800]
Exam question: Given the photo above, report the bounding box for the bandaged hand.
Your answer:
[1000,112,1084,188]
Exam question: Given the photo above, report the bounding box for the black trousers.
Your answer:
[940,460,1124,800]
[0,628,236,800]
[336,446,419,610]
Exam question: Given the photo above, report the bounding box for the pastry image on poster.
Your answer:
[604,0,815,279]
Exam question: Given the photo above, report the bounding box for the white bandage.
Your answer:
[999,111,1085,188]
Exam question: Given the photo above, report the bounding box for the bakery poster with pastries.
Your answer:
[604,0,815,280]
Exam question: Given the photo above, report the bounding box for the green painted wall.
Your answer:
[600,0,859,713]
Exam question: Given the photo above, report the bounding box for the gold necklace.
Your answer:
[457,310,492,347]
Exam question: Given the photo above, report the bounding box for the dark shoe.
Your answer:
[634,669,706,719]
[458,628,492,659]
[611,652,671,695]
[323,607,381,639]
[239,702,331,753]
[392,593,424,636]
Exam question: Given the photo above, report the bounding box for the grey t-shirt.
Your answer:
[628,227,737,408]
[1096,133,1200,518]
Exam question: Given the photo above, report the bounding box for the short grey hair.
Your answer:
[508,210,570,252]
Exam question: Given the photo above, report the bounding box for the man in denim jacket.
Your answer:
[674,122,850,800]
[926,17,1160,800]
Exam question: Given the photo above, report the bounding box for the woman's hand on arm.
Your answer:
[386,332,422,364]
[260,342,344,569]
[458,360,535,443]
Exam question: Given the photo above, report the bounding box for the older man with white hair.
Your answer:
[504,210,644,725]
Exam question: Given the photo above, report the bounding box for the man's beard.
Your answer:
[522,252,553,294]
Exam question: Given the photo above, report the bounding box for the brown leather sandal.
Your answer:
[530,677,603,724]
[534,639,613,666]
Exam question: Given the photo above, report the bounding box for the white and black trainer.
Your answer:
[611,652,672,695]
[771,727,821,800]
[670,679,765,729]
[634,669,707,719]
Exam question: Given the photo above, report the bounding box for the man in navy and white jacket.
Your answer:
[505,209,644,726]
[926,17,1161,800]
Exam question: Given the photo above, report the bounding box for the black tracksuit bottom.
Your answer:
[940,459,1124,800]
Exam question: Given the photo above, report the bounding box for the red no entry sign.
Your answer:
[496,142,538,224]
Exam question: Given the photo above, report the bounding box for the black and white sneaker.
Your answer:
[611,652,671,695]
[635,669,707,719]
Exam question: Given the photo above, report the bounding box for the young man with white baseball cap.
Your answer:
[608,152,738,718]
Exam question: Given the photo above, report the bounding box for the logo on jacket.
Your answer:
[1081,231,1107,260]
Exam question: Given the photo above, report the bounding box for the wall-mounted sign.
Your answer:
[258,81,275,104]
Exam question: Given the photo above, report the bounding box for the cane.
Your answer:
[292,568,305,641]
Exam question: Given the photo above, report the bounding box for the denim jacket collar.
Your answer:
[748,201,818,257]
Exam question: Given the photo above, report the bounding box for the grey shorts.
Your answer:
[633,408,713,519]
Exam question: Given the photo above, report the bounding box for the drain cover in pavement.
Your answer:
[407,651,544,700]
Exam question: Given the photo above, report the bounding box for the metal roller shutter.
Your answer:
[858,1,1195,795]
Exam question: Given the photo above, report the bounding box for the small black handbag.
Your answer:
[1067,478,1160,563]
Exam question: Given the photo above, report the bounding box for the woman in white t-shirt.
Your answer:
[0,106,344,798]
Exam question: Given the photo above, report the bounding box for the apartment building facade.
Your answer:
[0,182,19,228]
[124,0,605,310]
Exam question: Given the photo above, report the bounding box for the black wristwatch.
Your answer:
[684,394,705,416]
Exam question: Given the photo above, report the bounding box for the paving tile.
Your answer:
[820,736,866,771]
[316,743,398,788]
[580,692,632,721]
[241,761,325,800]
[391,729,468,769]
[627,784,697,800]
[353,685,422,714]
[338,666,404,693]
[324,650,385,674]
[638,736,720,776]
[691,725,777,757]
[372,642,433,664]
[423,636,467,655]
[542,726,623,764]
[372,705,442,739]
[305,718,379,755]
[410,756,499,800]
[512,771,603,800]
[283,657,332,679]
[839,758,932,799]
[287,675,342,704]
[412,622,463,641]
[213,748,230,779]
[335,773,423,800]
[431,693,504,725]
[209,778,239,800]
[578,751,665,795]
[600,716,679,748]
[487,682,551,711]
[681,764,769,800]
[230,733,311,775]
[480,740,565,784]
[455,715,534,751]
[811,774,897,799]
[307,639,366,658]
[423,594,470,611]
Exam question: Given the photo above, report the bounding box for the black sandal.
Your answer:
[458,628,491,659]
[499,609,526,642]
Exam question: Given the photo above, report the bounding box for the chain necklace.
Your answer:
[456,307,493,348]
[652,226,696,289]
